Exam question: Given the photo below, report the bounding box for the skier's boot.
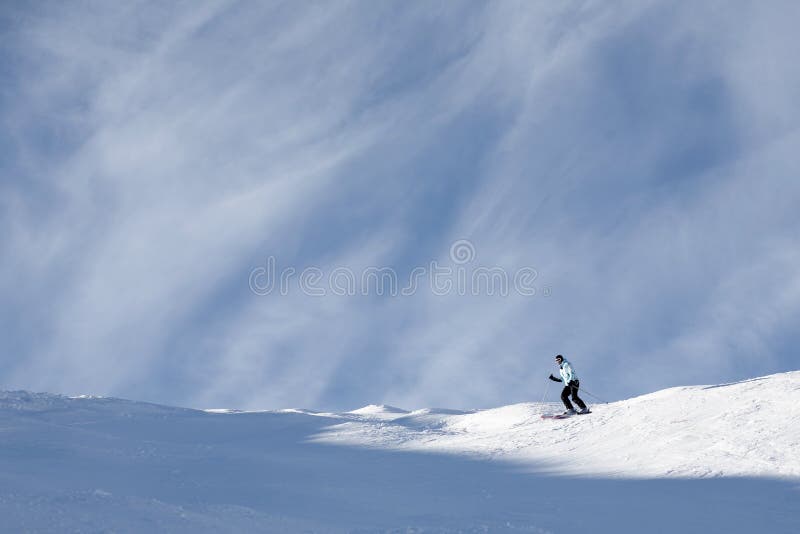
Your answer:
[563,409,577,415]
[578,407,591,414]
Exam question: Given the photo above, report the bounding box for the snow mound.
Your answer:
[409,407,474,416]
[348,404,410,419]
[0,390,195,416]
[0,390,74,411]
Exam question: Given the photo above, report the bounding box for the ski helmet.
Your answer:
[555,354,564,362]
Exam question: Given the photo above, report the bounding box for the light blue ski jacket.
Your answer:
[559,360,578,384]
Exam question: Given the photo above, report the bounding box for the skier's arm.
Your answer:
[548,374,562,382]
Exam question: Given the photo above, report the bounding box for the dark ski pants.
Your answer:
[561,380,587,411]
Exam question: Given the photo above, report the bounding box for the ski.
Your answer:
[541,410,591,420]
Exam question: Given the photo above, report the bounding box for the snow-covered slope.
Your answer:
[1,373,798,533]
[317,372,800,479]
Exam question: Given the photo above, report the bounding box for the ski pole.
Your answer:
[580,387,608,404]
[539,379,551,409]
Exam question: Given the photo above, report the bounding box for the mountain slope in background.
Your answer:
[1,372,798,533]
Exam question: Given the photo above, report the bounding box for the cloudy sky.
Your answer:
[2,0,799,410]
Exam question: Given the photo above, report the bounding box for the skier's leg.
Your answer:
[571,381,587,410]
[560,386,574,410]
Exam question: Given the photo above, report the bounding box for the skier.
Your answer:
[548,354,589,415]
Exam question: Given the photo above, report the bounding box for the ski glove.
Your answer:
[548,374,562,382]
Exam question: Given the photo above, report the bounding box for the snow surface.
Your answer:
[318,373,800,479]
[1,372,798,532]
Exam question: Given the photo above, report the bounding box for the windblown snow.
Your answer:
[1,372,798,533]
